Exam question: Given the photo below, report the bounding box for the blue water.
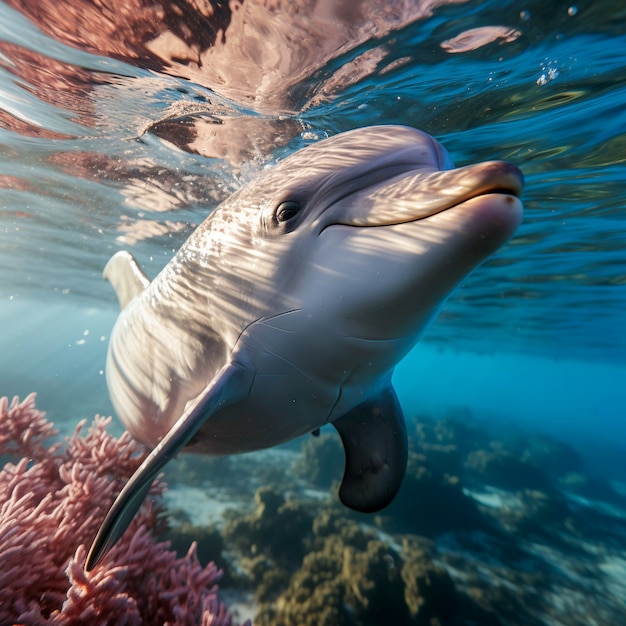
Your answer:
[1,1,626,623]
[1,0,623,454]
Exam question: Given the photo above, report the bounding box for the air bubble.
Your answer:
[300,130,328,142]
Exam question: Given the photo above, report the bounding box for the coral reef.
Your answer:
[218,484,498,626]
[244,507,500,626]
[223,485,315,568]
[0,393,246,626]
[205,412,626,625]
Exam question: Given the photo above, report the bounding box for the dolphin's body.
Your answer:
[86,125,523,570]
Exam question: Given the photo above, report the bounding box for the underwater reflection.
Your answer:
[6,0,476,112]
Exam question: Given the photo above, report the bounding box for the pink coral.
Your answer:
[0,393,248,625]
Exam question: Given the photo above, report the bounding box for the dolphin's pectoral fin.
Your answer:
[85,360,255,571]
[103,250,151,309]
[332,385,408,513]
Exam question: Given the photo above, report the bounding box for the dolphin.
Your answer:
[86,125,523,570]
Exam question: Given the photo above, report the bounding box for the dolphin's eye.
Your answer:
[275,201,301,224]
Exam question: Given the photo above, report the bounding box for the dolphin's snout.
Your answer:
[475,160,524,198]
[469,161,524,198]
[325,155,524,229]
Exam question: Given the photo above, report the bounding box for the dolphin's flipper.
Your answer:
[333,386,408,513]
[85,360,255,571]
[103,250,151,309]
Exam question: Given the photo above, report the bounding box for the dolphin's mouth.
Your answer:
[325,159,524,229]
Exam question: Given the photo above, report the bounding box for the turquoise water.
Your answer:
[1,0,623,452]
[1,1,626,624]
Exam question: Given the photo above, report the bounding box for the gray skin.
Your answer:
[86,125,523,570]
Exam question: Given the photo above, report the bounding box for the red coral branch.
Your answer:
[0,394,248,626]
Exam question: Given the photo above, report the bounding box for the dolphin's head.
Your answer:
[202,125,522,351]
[141,124,523,427]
